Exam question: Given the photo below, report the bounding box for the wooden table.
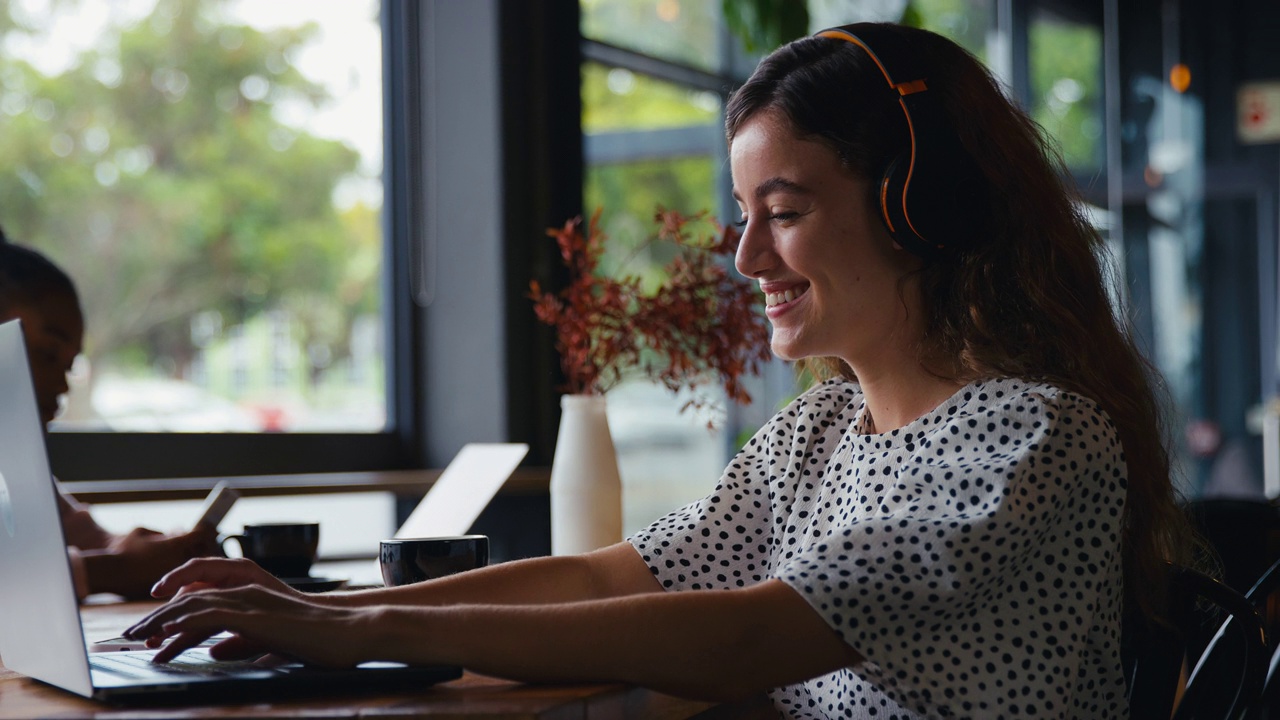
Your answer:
[0,603,775,720]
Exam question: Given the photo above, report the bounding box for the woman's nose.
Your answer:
[734,221,775,279]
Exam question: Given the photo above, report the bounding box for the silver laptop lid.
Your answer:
[395,443,528,538]
[0,319,95,697]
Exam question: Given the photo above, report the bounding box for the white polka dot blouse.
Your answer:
[629,377,1129,719]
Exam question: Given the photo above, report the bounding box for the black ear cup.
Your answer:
[878,152,910,249]
[817,23,988,258]
[887,88,987,257]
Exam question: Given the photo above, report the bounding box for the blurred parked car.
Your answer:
[91,376,263,432]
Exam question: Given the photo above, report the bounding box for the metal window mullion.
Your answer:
[381,0,426,465]
[582,39,733,96]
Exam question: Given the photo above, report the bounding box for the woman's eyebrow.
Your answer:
[753,176,808,200]
[731,176,808,203]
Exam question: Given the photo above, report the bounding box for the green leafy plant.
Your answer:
[721,0,809,53]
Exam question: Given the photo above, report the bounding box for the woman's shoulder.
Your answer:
[964,377,1111,421]
[750,378,862,436]
[933,377,1119,446]
[905,377,1122,470]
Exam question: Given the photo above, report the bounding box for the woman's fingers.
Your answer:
[125,605,181,641]
[124,584,363,668]
[150,627,218,664]
[206,634,269,662]
[150,557,279,598]
[172,580,219,598]
[147,603,264,663]
[127,583,251,638]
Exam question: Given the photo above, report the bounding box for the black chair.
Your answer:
[1240,558,1280,718]
[1185,498,1280,609]
[1124,564,1268,720]
[1185,499,1280,675]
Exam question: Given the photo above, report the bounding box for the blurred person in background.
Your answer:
[0,228,221,600]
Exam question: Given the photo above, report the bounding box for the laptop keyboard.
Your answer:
[89,651,264,679]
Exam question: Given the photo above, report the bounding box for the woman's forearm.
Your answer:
[359,578,858,702]
[126,547,856,698]
[323,542,660,609]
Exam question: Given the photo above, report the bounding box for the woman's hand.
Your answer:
[149,556,295,599]
[123,583,381,666]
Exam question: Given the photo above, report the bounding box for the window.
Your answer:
[581,0,724,72]
[1,1,538,557]
[1028,5,1104,172]
[580,1,774,534]
[0,0,422,480]
[911,0,996,61]
[1,0,386,436]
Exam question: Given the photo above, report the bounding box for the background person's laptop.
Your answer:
[395,442,529,539]
[0,319,462,701]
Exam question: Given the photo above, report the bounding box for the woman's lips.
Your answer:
[763,284,809,318]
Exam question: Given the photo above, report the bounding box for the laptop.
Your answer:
[0,319,462,701]
[395,442,528,539]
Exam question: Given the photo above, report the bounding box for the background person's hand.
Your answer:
[83,526,227,599]
[181,522,225,559]
[111,524,220,557]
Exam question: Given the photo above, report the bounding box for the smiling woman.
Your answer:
[110,21,1201,719]
[731,115,922,373]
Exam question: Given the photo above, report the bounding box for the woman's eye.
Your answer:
[736,211,799,228]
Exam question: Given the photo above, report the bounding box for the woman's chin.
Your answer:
[769,338,804,362]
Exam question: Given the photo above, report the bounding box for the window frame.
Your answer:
[49,0,587,482]
[50,0,1086,482]
[48,0,426,481]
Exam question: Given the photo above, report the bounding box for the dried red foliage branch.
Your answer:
[529,208,771,412]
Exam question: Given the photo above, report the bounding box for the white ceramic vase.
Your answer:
[549,394,623,556]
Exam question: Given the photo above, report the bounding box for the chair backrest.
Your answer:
[1124,564,1268,720]
[1241,558,1280,719]
[1175,566,1269,719]
[1185,499,1280,604]
[1124,611,1185,720]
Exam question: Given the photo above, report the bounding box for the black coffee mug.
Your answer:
[379,535,489,587]
[221,522,320,579]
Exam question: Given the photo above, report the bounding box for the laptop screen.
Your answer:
[0,319,466,701]
[0,319,97,697]
[395,442,529,539]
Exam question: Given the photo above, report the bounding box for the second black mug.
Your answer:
[221,522,320,579]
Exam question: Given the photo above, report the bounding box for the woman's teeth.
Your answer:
[765,287,806,308]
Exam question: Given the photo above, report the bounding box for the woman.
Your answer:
[0,232,221,599]
[126,23,1193,718]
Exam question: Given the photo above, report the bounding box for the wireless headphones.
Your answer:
[815,24,986,258]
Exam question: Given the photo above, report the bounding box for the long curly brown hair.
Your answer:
[725,23,1196,620]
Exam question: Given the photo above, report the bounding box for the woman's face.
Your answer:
[2,294,83,425]
[731,109,921,369]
